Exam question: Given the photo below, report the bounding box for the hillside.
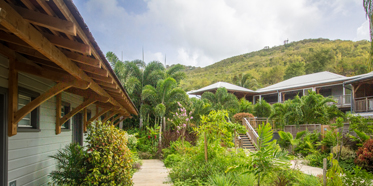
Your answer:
[180,38,371,91]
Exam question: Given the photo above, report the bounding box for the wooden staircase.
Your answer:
[239,133,256,151]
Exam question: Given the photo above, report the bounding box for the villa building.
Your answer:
[0,0,138,185]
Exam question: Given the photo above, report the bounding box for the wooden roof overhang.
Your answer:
[0,0,138,136]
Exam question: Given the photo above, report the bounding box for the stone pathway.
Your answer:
[133,159,172,186]
[290,160,323,176]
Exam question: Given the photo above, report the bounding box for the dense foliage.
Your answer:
[180,39,370,91]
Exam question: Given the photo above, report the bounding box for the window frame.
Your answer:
[17,87,40,132]
[61,101,71,132]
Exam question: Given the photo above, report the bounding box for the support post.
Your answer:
[85,107,112,131]
[323,158,327,186]
[56,93,62,134]
[8,59,18,137]
[83,107,87,132]
[114,117,126,126]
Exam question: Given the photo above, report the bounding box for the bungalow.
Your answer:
[344,71,373,117]
[0,0,138,185]
[254,71,355,112]
[187,81,255,99]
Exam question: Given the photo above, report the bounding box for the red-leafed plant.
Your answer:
[233,113,254,123]
[355,139,373,171]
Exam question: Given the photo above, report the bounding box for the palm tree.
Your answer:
[187,97,212,126]
[201,87,239,116]
[142,77,187,130]
[166,64,186,84]
[364,0,373,70]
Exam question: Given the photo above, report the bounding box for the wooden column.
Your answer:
[56,93,62,134]
[83,107,87,132]
[114,117,126,126]
[8,59,18,137]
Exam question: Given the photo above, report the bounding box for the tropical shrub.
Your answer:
[136,125,160,158]
[278,130,306,154]
[207,172,255,186]
[84,121,133,185]
[348,114,373,135]
[49,143,87,185]
[342,166,373,186]
[168,102,194,141]
[294,131,320,156]
[326,154,343,186]
[349,129,370,147]
[49,121,134,186]
[332,145,355,161]
[305,153,329,168]
[355,139,373,171]
[162,140,192,159]
[164,154,182,167]
[233,112,254,123]
[254,99,272,117]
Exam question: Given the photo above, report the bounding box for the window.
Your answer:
[18,87,40,132]
[61,101,71,130]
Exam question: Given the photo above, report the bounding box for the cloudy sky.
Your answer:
[73,0,369,67]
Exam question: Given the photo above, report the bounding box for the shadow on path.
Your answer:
[133,159,172,186]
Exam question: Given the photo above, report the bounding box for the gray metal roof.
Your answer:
[344,71,373,84]
[188,81,255,95]
[256,71,353,93]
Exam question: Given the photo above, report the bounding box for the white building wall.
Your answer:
[0,55,96,185]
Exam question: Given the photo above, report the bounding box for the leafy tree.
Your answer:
[254,99,271,117]
[283,61,305,80]
[260,66,285,86]
[305,48,333,73]
[187,97,212,126]
[201,87,240,117]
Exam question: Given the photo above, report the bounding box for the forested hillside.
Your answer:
[179,38,370,91]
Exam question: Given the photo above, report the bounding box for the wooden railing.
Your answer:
[326,95,351,107]
[246,117,277,130]
[355,96,373,112]
[243,118,258,147]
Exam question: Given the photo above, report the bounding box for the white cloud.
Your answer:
[356,20,370,41]
[76,0,364,67]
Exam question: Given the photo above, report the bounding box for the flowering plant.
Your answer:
[168,102,193,140]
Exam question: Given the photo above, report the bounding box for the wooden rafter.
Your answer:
[84,107,112,131]
[114,117,126,126]
[65,88,110,103]
[87,73,113,83]
[59,97,96,126]
[76,63,108,77]
[97,81,118,89]
[354,83,363,93]
[12,5,76,36]
[102,111,119,123]
[0,1,133,114]
[111,115,121,123]
[43,33,90,55]
[14,82,88,125]
[61,50,100,68]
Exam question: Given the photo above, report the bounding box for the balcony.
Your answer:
[354,96,373,112]
[326,95,351,107]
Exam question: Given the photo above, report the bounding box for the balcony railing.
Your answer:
[355,96,373,112]
[326,95,351,107]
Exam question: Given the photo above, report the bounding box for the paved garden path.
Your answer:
[290,160,323,176]
[133,159,172,186]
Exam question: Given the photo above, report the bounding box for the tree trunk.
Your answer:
[139,117,143,129]
[338,134,343,162]
[159,120,162,152]
[163,117,166,132]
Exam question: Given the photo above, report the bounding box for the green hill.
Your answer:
[180,38,371,91]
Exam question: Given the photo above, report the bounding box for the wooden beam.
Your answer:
[355,83,362,93]
[65,88,110,103]
[8,58,18,136]
[111,115,121,124]
[12,5,76,36]
[87,72,113,83]
[14,82,74,125]
[114,117,126,126]
[102,111,118,123]
[85,107,112,128]
[56,93,62,134]
[96,81,118,89]
[76,63,108,77]
[60,97,96,125]
[61,50,100,68]
[43,33,90,55]
[104,87,121,93]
